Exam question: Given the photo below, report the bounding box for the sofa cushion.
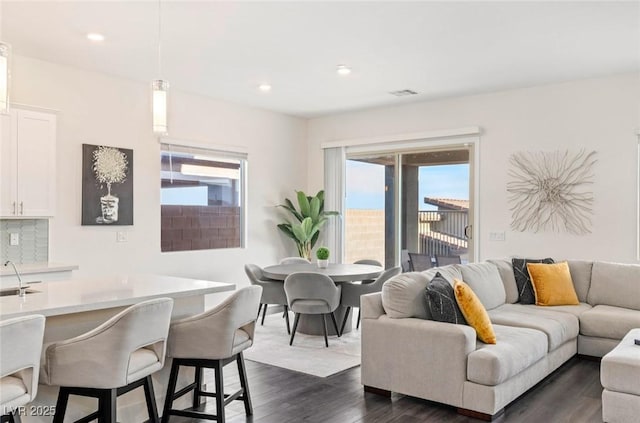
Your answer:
[487,258,518,304]
[588,261,640,311]
[512,257,554,304]
[527,262,579,306]
[601,329,640,396]
[454,280,496,344]
[488,303,579,351]
[556,259,593,303]
[579,305,640,339]
[459,262,506,310]
[426,273,466,324]
[381,272,431,319]
[422,265,463,285]
[467,324,548,386]
[520,302,592,318]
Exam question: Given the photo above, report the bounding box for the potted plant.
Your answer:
[316,247,330,268]
[277,190,338,260]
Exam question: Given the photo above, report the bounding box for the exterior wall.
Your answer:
[345,209,385,265]
[161,205,241,252]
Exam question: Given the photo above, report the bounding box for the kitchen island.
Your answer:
[0,274,236,422]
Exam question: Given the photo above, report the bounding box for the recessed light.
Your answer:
[337,65,352,75]
[87,33,105,42]
[258,83,272,92]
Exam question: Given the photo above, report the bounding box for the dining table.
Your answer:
[262,262,383,336]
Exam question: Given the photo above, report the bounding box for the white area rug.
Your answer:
[244,312,361,377]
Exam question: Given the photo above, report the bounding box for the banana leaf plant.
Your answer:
[277,190,339,260]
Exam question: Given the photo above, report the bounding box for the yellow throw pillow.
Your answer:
[527,261,579,306]
[453,279,496,344]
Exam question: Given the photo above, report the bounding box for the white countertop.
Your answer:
[0,262,79,277]
[0,274,235,319]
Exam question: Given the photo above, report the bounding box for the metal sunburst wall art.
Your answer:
[506,149,597,235]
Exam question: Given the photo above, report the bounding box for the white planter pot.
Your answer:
[317,259,329,269]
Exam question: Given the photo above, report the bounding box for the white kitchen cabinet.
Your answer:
[0,107,57,217]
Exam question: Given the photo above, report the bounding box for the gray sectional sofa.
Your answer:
[360,259,640,420]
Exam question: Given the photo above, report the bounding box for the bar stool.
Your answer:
[161,285,262,423]
[41,298,174,423]
[0,315,45,423]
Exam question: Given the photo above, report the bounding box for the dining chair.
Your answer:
[0,314,45,423]
[340,267,401,334]
[279,257,311,265]
[353,259,382,284]
[161,286,261,423]
[401,249,412,272]
[284,272,341,347]
[434,254,462,267]
[408,252,434,271]
[42,298,174,423]
[244,264,290,334]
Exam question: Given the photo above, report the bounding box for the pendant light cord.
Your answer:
[157,0,162,78]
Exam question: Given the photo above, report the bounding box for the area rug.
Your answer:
[244,312,361,377]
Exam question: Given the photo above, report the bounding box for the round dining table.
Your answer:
[262,262,383,336]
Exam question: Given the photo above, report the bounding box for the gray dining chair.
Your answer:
[408,252,434,271]
[339,267,401,334]
[279,257,311,265]
[353,259,382,284]
[284,272,341,348]
[244,264,290,334]
[162,286,261,423]
[434,254,462,267]
[0,314,45,423]
[401,249,412,272]
[42,298,174,423]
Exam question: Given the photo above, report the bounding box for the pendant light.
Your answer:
[152,0,169,135]
[0,42,10,114]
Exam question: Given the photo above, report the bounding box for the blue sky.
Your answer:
[346,160,469,210]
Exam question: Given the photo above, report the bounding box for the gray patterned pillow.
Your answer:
[425,273,466,324]
[512,258,555,304]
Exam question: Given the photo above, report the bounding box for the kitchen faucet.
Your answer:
[4,260,26,297]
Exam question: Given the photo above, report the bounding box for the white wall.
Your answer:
[11,55,307,287]
[307,73,640,262]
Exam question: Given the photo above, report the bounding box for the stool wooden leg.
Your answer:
[214,360,225,423]
[99,388,117,423]
[322,314,329,347]
[236,352,253,416]
[53,387,70,423]
[289,313,300,346]
[193,366,203,409]
[357,309,361,329]
[284,305,291,334]
[261,304,268,325]
[161,360,180,423]
[143,376,160,423]
[11,412,20,423]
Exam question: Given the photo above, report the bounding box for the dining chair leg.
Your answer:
[236,352,253,416]
[257,303,263,319]
[143,375,160,423]
[100,388,117,423]
[161,359,180,423]
[357,309,361,329]
[261,304,268,325]
[193,365,202,409]
[289,313,300,346]
[214,360,225,423]
[322,314,329,347]
[339,306,351,336]
[330,312,341,337]
[53,387,70,423]
[284,305,291,334]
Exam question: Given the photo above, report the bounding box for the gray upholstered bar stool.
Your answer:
[340,267,401,334]
[42,298,174,423]
[245,264,290,333]
[0,315,45,423]
[284,272,341,347]
[161,285,262,423]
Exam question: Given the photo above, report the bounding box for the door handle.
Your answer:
[12,201,16,215]
[464,225,472,239]
[20,202,24,215]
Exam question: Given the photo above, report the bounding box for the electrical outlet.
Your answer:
[116,232,128,242]
[489,231,506,241]
[9,233,19,246]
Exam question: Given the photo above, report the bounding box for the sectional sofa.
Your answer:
[360,259,640,420]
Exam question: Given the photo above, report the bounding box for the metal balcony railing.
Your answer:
[418,210,468,257]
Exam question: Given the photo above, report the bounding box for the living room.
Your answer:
[0,1,638,422]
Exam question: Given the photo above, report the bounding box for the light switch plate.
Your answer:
[489,231,506,241]
[9,233,19,246]
[116,232,128,242]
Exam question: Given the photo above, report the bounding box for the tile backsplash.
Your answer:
[0,219,49,263]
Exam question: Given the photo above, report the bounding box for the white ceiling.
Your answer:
[2,1,639,118]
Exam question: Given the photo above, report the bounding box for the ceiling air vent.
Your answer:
[389,89,418,97]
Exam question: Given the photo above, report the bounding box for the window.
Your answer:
[160,143,247,252]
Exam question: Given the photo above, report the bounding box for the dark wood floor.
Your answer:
[170,356,603,423]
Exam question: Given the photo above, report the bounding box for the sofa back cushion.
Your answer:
[588,261,640,311]
[459,262,506,310]
[554,259,593,303]
[486,258,518,304]
[381,272,431,319]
